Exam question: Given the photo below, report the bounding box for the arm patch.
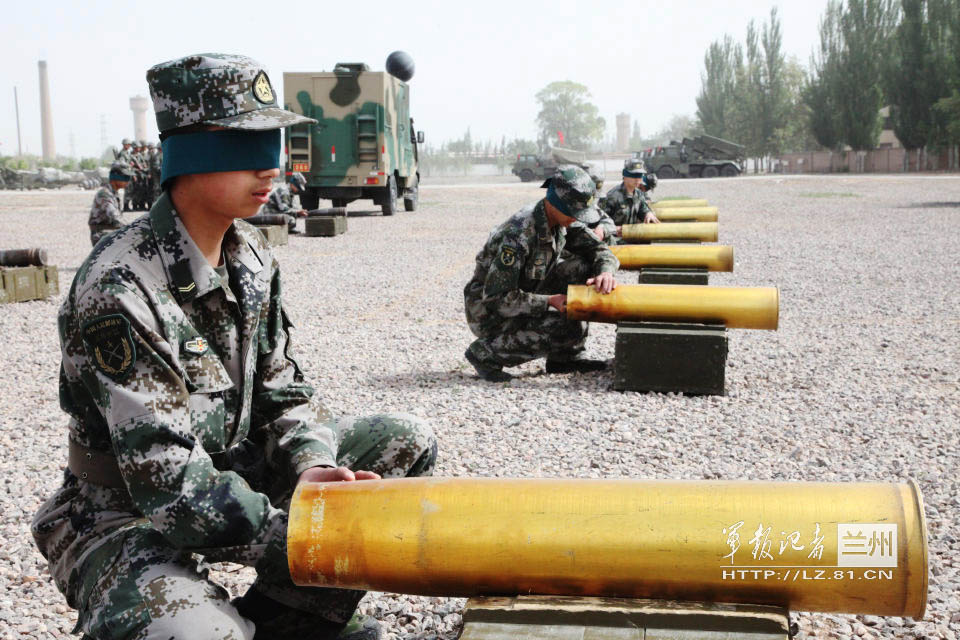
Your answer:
[81,314,137,381]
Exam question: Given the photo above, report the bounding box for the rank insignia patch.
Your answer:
[184,337,209,356]
[252,71,275,104]
[81,314,136,381]
[499,246,517,267]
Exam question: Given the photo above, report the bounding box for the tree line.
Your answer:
[697,1,960,167]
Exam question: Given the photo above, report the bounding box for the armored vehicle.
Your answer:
[512,148,589,182]
[639,135,744,179]
[283,54,423,215]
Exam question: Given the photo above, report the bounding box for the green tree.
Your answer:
[628,121,644,150]
[535,81,606,150]
[884,0,945,153]
[758,8,790,158]
[835,0,898,150]
[696,35,741,138]
[656,114,701,142]
[805,0,843,149]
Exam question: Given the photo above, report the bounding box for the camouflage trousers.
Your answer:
[467,257,592,368]
[77,413,437,640]
[90,225,122,247]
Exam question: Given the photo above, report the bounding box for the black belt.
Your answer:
[68,441,125,489]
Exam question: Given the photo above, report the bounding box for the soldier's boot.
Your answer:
[545,357,607,374]
[234,588,380,640]
[464,348,514,382]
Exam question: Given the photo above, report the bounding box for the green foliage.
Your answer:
[658,114,701,143]
[696,35,741,138]
[933,92,960,142]
[535,81,605,150]
[79,157,99,170]
[805,0,843,149]
[835,0,898,150]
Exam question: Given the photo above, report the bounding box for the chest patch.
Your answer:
[184,337,209,356]
[81,314,136,381]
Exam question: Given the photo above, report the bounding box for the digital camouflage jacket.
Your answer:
[602,182,652,227]
[262,184,296,215]
[464,199,619,333]
[88,184,123,228]
[33,191,335,609]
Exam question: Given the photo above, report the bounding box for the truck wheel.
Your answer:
[403,186,418,211]
[721,164,739,177]
[299,189,320,210]
[701,166,719,178]
[656,166,676,179]
[381,176,398,216]
[519,169,535,182]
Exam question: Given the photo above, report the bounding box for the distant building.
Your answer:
[877,106,902,149]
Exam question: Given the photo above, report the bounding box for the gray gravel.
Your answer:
[0,174,958,639]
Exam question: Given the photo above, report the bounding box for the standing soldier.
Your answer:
[32,53,437,640]
[87,161,132,246]
[261,171,309,233]
[148,142,163,202]
[116,138,135,165]
[463,165,619,382]
[602,158,659,244]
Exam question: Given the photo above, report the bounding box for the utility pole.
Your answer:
[14,86,22,156]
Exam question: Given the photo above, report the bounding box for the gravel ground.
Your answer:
[0,174,958,639]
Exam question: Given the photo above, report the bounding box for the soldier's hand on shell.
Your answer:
[645,212,660,224]
[592,226,605,241]
[297,466,381,485]
[297,209,308,217]
[587,273,617,295]
[548,294,567,314]
[615,225,623,237]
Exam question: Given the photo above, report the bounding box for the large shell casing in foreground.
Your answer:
[566,283,779,329]
[652,198,709,209]
[655,206,719,222]
[610,245,733,271]
[622,221,718,242]
[287,478,927,617]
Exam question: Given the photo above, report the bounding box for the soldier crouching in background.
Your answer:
[33,53,437,640]
[88,161,133,246]
[603,158,660,244]
[261,171,309,233]
[463,165,619,382]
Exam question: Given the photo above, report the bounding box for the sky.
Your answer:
[0,0,831,159]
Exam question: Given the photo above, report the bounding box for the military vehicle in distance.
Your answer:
[639,135,744,179]
[512,148,589,182]
[283,52,424,215]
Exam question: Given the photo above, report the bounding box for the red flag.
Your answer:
[557,131,564,145]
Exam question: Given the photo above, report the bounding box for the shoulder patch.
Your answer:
[81,314,136,381]
[499,245,518,268]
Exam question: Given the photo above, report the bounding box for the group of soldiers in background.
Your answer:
[114,138,162,211]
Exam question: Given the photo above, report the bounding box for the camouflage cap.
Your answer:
[542,165,599,225]
[623,158,646,177]
[146,53,316,133]
[121,138,132,145]
[588,169,604,189]
[642,172,658,190]
[109,161,134,178]
[288,172,307,190]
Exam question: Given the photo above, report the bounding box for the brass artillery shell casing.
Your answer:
[654,207,719,222]
[287,478,927,617]
[622,221,718,242]
[652,198,710,208]
[610,245,733,271]
[566,283,779,329]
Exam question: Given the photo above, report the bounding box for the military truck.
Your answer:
[639,135,744,179]
[512,148,589,182]
[283,55,423,215]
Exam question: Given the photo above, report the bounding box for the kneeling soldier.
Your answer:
[88,161,132,246]
[261,171,309,233]
[463,165,619,382]
[33,53,437,640]
[603,158,659,244]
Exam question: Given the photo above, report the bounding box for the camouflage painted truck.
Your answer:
[512,147,588,182]
[283,58,423,215]
[639,135,744,179]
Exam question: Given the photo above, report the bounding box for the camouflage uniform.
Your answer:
[602,182,653,244]
[261,183,298,232]
[464,198,619,368]
[88,183,125,247]
[33,53,437,640]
